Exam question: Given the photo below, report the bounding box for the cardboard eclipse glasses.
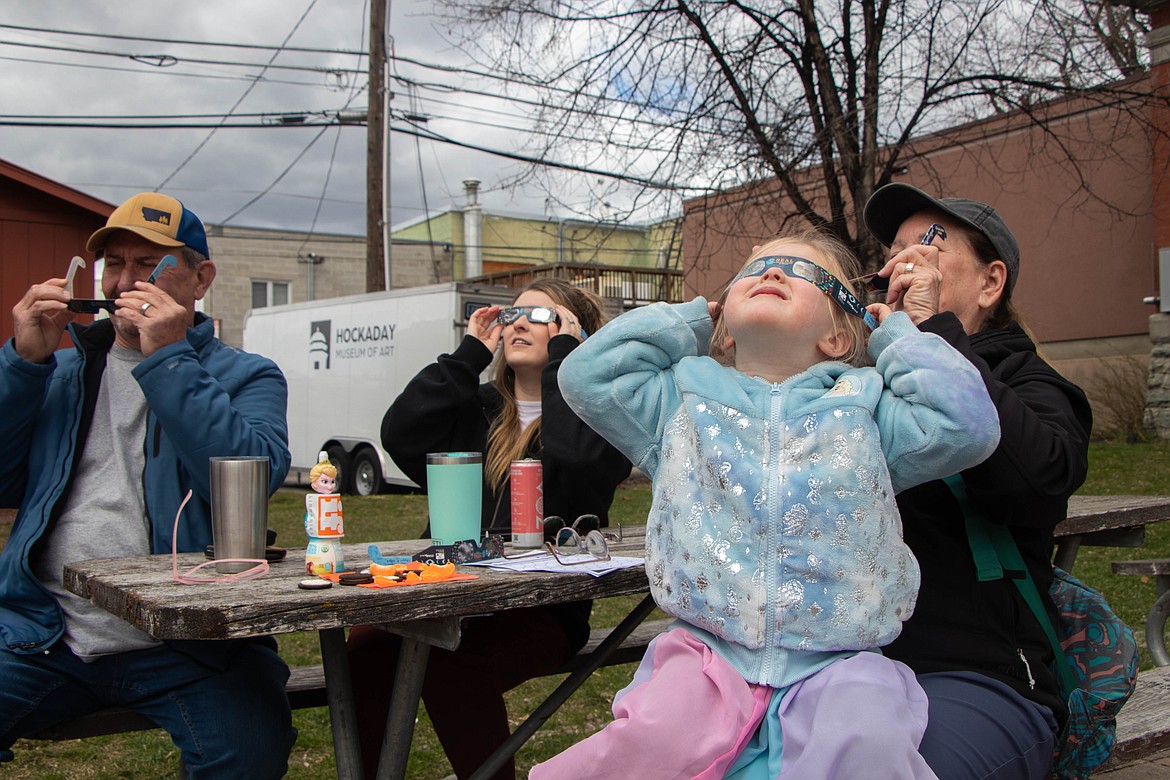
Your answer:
[496,305,560,326]
[734,256,878,331]
[66,254,179,314]
[854,223,948,293]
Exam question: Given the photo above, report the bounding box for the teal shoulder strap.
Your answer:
[943,475,1075,692]
[945,475,1003,581]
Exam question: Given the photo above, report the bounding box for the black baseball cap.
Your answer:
[863,183,1020,292]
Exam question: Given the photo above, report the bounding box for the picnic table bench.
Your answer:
[26,615,672,750]
[1100,663,1170,771]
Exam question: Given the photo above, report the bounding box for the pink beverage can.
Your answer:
[510,459,544,548]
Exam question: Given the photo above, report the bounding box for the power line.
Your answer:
[220,30,371,227]
[0,37,362,75]
[0,40,714,146]
[0,22,367,57]
[68,181,364,206]
[0,120,342,128]
[0,111,341,120]
[0,53,333,87]
[0,114,698,192]
[219,125,333,225]
[157,0,323,189]
[391,122,687,193]
[298,0,370,254]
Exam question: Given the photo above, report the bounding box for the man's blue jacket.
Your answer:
[0,314,290,653]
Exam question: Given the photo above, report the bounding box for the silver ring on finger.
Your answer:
[140,302,152,314]
[904,262,915,273]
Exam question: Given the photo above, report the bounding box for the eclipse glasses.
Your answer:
[734,256,879,331]
[65,254,179,314]
[853,223,948,293]
[497,305,560,326]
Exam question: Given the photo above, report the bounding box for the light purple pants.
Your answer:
[530,627,938,780]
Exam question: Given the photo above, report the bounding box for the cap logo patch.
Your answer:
[140,206,172,226]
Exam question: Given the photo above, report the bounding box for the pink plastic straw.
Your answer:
[171,489,269,584]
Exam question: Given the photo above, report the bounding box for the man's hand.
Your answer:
[114,282,190,358]
[12,278,75,364]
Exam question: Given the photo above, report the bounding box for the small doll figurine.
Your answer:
[305,451,345,574]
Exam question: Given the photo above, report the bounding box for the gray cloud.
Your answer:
[0,0,550,237]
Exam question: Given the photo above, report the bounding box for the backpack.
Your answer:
[1048,566,1140,778]
[945,476,1139,779]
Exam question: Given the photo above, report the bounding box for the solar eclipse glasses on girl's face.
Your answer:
[497,305,560,327]
[733,255,878,331]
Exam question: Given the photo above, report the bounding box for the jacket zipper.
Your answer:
[760,382,783,685]
[1017,648,1036,689]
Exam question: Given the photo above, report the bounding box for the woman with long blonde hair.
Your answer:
[347,277,630,780]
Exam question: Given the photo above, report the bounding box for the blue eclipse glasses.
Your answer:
[733,256,878,331]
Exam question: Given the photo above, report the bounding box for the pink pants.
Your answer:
[530,627,937,780]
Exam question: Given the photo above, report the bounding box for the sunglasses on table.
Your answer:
[853,223,949,293]
[408,517,622,566]
[734,256,878,331]
[542,514,623,565]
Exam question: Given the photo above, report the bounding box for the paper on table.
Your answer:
[463,552,645,578]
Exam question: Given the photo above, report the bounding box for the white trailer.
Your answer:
[242,281,516,495]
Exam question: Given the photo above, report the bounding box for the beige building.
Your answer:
[392,180,683,280]
[202,225,451,347]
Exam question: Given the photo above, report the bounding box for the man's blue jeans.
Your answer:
[0,638,296,779]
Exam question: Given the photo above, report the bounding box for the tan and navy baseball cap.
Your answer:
[86,192,210,259]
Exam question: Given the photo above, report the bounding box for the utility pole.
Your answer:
[366,0,389,292]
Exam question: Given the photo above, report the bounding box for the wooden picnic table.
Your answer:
[63,526,652,780]
[1054,494,1170,571]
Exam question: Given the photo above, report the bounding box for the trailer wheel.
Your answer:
[351,449,385,496]
[325,445,352,495]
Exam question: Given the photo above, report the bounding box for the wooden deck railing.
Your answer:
[466,263,686,307]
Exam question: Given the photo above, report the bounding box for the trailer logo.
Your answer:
[310,320,331,370]
[310,320,396,366]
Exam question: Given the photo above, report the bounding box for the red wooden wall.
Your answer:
[0,160,113,347]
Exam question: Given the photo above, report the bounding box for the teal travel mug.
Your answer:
[425,452,483,545]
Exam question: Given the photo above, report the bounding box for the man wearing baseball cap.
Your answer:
[860,183,1092,780]
[0,193,296,777]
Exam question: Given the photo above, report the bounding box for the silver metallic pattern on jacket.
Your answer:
[647,394,917,655]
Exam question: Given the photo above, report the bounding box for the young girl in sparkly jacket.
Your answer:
[533,227,1001,779]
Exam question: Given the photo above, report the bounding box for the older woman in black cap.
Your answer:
[862,183,1092,780]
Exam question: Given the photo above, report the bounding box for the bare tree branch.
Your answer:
[431,0,1155,269]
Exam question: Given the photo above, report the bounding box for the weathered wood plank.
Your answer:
[1112,559,1170,577]
[1056,496,1170,538]
[63,496,1170,642]
[1101,665,1170,768]
[63,532,651,641]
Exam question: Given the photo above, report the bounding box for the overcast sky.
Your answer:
[0,0,626,238]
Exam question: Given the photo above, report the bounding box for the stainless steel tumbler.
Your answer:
[210,456,269,573]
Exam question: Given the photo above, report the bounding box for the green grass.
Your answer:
[3,441,1170,778]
